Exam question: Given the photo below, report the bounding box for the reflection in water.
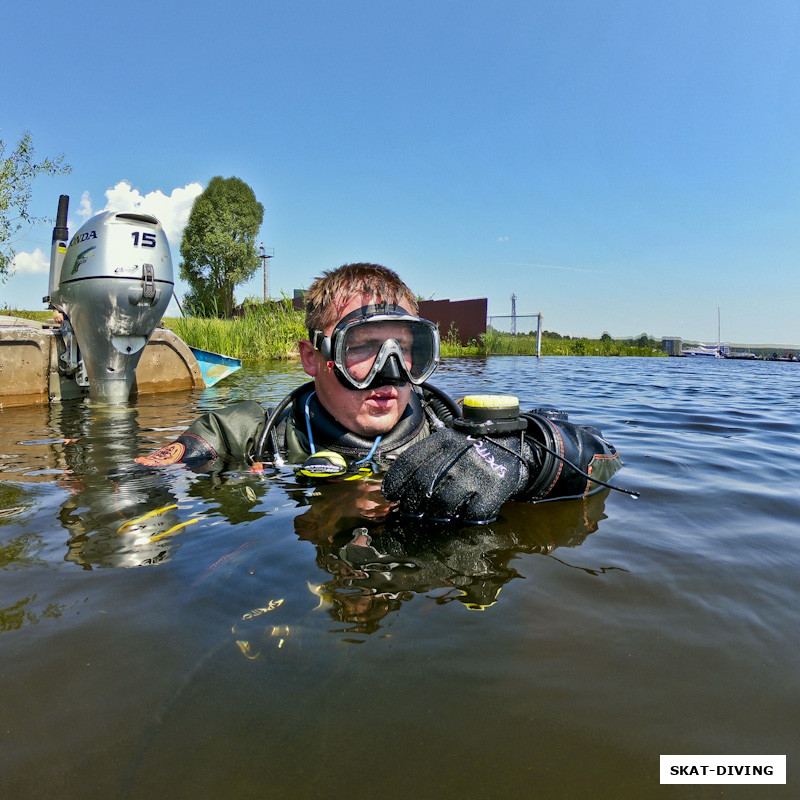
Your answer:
[0,399,197,570]
[53,404,189,569]
[13,397,618,617]
[0,594,77,632]
[290,477,613,633]
[183,469,271,525]
[0,371,617,606]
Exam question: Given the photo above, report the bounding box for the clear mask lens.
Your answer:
[318,312,439,389]
[342,320,435,383]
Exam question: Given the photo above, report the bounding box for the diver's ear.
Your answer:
[298,339,319,377]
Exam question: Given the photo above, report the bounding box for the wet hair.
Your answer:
[304,263,418,334]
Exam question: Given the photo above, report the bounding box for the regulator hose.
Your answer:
[254,382,315,463]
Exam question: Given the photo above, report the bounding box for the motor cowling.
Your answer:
[50,211,174,402]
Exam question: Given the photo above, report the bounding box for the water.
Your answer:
[1,356,798,799]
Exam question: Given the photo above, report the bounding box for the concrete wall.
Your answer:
[0,321,204,406]
[0,326,53,405]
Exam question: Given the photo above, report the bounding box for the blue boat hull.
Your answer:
[189,347,242,387]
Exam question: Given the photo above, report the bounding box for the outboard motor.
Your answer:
[47,197,174,403]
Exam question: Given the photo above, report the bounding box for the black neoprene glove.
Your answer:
[382,426,533,524]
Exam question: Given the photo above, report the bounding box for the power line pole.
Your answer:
[259,243,274,302]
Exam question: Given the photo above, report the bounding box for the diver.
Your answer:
[137,263,626,524]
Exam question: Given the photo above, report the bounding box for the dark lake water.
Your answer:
[1,356,798,799]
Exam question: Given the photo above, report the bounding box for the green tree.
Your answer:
[0,132,71,281]
[179,176,264,317]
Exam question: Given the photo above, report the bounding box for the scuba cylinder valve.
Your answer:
[452,395,528,436]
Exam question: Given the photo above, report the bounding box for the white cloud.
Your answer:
[76,181,204,246]
[77,190,93,221]
[11,247,49,274]
[498,236,510,242]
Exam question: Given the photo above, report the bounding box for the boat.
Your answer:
[724,351,760,360]
[189,347,242,387]
[682,307,728,357]
[682,343,724,358]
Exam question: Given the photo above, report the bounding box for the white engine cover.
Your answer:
[51,211,174,402]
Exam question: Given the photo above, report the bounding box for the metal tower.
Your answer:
[511,293,517,335]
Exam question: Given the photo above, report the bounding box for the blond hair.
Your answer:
[304,263,418,333]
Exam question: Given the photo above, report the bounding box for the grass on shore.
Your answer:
[443,327,666,358]
[2,307,666,360]
[163,300,307,361]
[1,309,53,323]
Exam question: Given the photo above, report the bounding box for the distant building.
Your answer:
[292,290,488,346]
[662,337,683,356]
[418,298,487,345]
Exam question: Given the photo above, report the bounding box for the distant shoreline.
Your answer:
[7,309,794,361]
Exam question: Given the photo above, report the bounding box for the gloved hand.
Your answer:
[382,427,532,524]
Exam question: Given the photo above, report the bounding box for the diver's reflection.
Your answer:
[292,479,611,633]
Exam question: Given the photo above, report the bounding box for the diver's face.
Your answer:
[299,294,412,438]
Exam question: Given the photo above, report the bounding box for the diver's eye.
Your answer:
[345,339,382,364]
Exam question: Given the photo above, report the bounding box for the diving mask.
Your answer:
[310,303,440,390]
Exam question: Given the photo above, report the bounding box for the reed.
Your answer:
[2,310,665,360]
[0,309,53,323]
[439,322,484,357]
[163,300,307,361]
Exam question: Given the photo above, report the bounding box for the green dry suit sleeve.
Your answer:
[176,400,267,467]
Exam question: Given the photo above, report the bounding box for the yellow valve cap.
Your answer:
[463,395,519,409]
[462,395,520,421]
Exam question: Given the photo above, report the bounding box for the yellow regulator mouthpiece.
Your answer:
[297,450,349,478]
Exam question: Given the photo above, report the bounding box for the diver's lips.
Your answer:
[365,391,398,409]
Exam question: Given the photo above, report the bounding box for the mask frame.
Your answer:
[310,303,440,390]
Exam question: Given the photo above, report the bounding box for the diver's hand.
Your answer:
[382,427,531,524]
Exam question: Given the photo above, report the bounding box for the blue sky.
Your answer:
[3,0,799,346]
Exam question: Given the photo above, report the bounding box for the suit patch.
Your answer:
[135,442,186,466]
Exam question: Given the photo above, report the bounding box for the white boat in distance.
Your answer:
[683,307,728,357]
[682,343,724,357]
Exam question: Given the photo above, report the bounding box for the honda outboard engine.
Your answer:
[47,197,174,403]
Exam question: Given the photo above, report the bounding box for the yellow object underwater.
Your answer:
[149,518,198,543]
[117,504,178,532]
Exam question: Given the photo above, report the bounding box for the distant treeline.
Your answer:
[441,326,667,358]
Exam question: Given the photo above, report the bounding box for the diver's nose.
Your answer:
[371,353,407,387]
